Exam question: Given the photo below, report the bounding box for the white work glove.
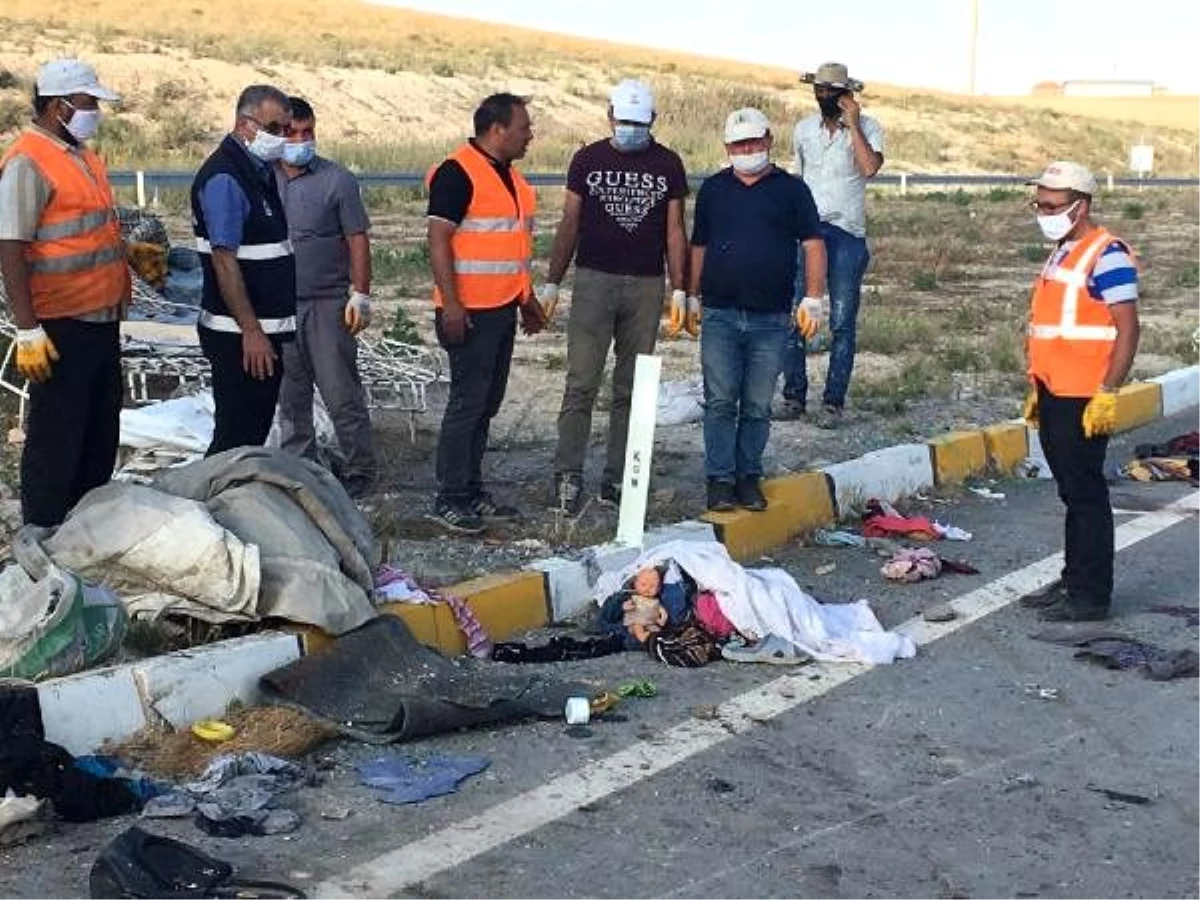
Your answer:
[15,326,59,383]
[344,291,372,335]
[795,296,824,340]
[664,289,686,338]
[684,295,702,337]
[538,283,560,322]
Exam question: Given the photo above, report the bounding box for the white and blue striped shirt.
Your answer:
[1045,239,1139,305]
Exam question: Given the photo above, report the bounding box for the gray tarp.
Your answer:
[23,448,379,635]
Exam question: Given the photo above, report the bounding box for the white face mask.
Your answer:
[61,101,101,142]
[729,150,770,175]
[1037,200,1081,242]
[247,127,287,162]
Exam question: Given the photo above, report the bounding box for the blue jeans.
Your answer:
[782,222,870,409]
[701,306,791,481]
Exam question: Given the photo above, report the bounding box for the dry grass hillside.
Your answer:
[0,0,1197,176]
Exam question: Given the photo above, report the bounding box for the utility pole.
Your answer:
[968,0,980,95]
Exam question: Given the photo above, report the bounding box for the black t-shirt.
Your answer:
[566,138,688,278]
[691,166,820,313]
[427,141,519,224]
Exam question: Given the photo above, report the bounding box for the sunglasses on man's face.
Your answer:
[244,115,287,136]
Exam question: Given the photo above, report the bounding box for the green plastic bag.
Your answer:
[0,564,127,681]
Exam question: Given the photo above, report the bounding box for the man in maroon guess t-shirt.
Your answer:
[541,78,690,515]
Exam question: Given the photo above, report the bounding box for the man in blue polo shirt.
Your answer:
[688,108,827,512]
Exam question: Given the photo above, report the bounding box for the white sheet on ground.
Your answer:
[593,539,916,664]
[657,378,704,426]
[120,392,214,454]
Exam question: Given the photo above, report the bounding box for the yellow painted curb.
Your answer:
[387,570,550,656]
[702,472,835,561]
[1114,382,1161,433]
[983,423,1029,474]
[928,431,988,484]
[292,571,550,657]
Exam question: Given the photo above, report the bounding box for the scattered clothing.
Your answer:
[142,752,305,838]
[811,528,866,548]
[1030,628,1199,680]
[372,565,492,659]
[0,790,47,846]
[862,498,939,541]
[1120,456,1198,484]
[881,548,941,582]
[491,634,625,663]
[645,623,721,668]
[932,521,973,541]
[0,735,138,823]
[357,754,489,805]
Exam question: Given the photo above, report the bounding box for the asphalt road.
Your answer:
[2,413,1196,899]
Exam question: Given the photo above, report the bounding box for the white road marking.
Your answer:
[317,493,1196,898]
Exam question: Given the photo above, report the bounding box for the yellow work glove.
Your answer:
[684,295,702,337]
[344,291,372,335]
[1082,389,1119,438]
[1022,390,1038,427]
[15,326,59,383]
[537,283,560,323]
[795,296,823,340]
[664,289,686,338]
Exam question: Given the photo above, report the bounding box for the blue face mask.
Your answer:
[282,140,316,167]
[612,124,651,152]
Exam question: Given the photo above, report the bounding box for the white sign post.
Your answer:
[615,353,662,548]
[1130,144,1154,190]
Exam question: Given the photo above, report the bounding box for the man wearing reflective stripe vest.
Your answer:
[426,93,546,535]
[1020,161,1140,622]
[0,59,128,527]
[191,85,297,456]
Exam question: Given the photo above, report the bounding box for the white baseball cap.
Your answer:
[36,59,120,101]
[724,107,770,143]
[1027,160,1098,195]
[610,79,654,124]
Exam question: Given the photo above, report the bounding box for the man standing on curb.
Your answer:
[542,78,689,515]
[779,62,883,428]
[1019,161,1139,623]
[191,84,296,456]
[275,96,377,499]
[691,108,826,513]
[0,59,128,527]
[426,93,546,535]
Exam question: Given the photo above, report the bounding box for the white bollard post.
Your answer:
[1106,173,1115,192]
[899,172,908,197]
[615,353,662,548]
[136,170,146,209]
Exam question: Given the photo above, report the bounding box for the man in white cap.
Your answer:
[0,59,128,527]
[1018,160,1139,622]
[779,61,884,428]
[541,78,689,514]
[689,108,826,513]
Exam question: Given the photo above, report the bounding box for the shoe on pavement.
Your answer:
[814,404,844,430]
[1020,579,1067,609]
[471,491,520,522]
[707,479,737,512]
[1037,598,1110,622]
[721,634,810,665]
[426,502,485,535]
[734,476,768,511]
[552,472,584,516]
[774,398,807,421]
[598,480,622,507]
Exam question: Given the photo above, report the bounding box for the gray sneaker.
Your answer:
[552,472,584,516]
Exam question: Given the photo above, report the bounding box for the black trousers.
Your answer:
[434,303,516,506]
[198,327,286,456]
[1037,380,1113,611]
[21,318,122,528]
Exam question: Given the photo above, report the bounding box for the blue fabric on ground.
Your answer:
[356,754,490,805]
[74,754,166,801]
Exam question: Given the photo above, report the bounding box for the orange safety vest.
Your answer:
[428,143,535,310]
[1027,227,1126,398]
[0,129,128,320]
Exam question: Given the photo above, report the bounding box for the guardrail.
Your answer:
[110,168,1200,199]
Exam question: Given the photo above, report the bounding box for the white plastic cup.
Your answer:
[564,696,590,725]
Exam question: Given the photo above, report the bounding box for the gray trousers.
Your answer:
[554,267,663,484]
[278,299,376,484]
